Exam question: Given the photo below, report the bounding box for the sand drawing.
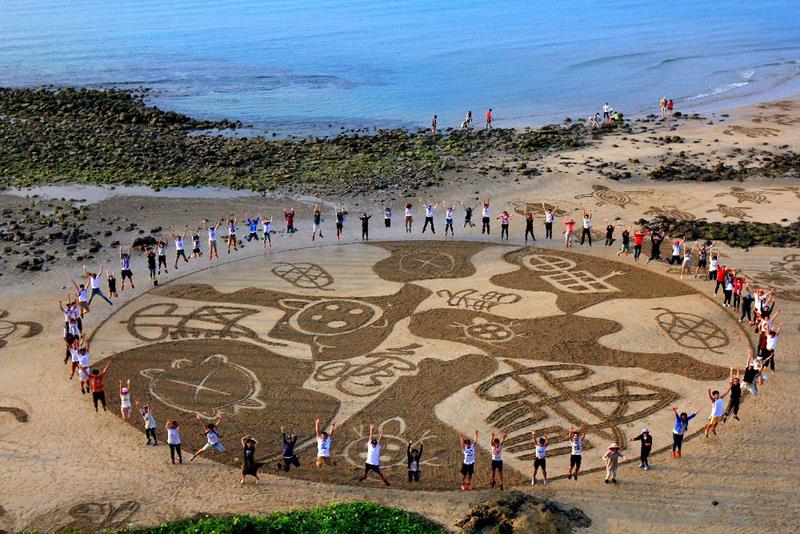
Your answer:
[140,354,266,418]
[523,254,623,293]
[707,204,752,219]
[313,345,421,397]
[722,125,780,138]
[644,205,696,221]
[509,200,566,217]
[341,417,440,469]
[371,241,486,282]
[126,303,284,347]
[436,289,521,312]
[654,308,729,354]
[574,184,653,208]
[399,251,456,277]
[714,186,775,204]
[272,262,334,291]
[766,186,800,199]
[0,310,43,350]
[451,316,524,346]
[55,501,140,533]
[0,406,29,423]
[477,361,677,458]
[748,254,800,302]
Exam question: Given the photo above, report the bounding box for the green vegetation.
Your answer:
[640,216,800,248]
[124,502,445,534]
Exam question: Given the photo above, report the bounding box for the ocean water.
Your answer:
[2,0,799,135]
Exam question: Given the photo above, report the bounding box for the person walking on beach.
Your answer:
[431,115,437,137]
[135,400,157,445]
[497,210,511,240]
[485,109,493,129]
[603,443,623,484]
[563,216,576,248]
[315,418,336,468]
[444,202,456,237]
[489,432,508,490]
[628,428,652,470]
[244,213,260,243]
[566,426,585,480]
[119,245,134,291]
[420,199,438,234]
[359,212,371,241]
[171,227,189,269]
[530,430,548,485]
[119,379,132,422]
[226,217,238,253]
[617,226,631,256]
[276,426,300,473]
[671,406,697,458]
[404,203,413,234]
[166,420,182,464]
[359,424,391,486]
[459,430,479,491]
[335,206,346,240]
[481,199,491,234]
[83,265,113,306]
[704,388,728,437]
[240,435,263,484]
[543,203,557,239]
[723,367,742,423]
[311,205,324,241]
[262,215,272,248]
[579,209,593,246]
[190,413,225,461]
[204,218,222,261]
[407,442,423,482]
[524,210,535,243]
[660,97,668,117]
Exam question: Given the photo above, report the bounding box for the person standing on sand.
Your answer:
[311,204,324,241]
[645,229,665,264]
[459,430,479,491]
[431,115,437,137]
[660,96,667,116]
[485,109,493,129]
[359,424,391,486]
[632,227,648,262]
[204,218,222,260]
[84,361,111,413]
[444,202,456,236]
[628,428,652,470]
[481,198,491,234]
[704,388,728,437]
[602,102,613,123]
[240,435,263,485]
[135,400,157,445]
[334,206,345,240]
[530,430,548,486]
[723,367,742,423]
[404,203,413,234]
[497,210,511,240]
[671,406,697,458]
[617,226,631,256]
[603,219,616,247]
[359,212,371,241]
[119,379,132,421]
[166,420,182,464]
[579,209,592,246]
[420,198,438,234]
[694,243,711,279]
[524,210,535,243]
[171,227,189,269]
[190,413,225,461]
[543,203,557,239]
[145,247,157,283]
[225,217,238,253]
[107,270,117,299]
[382,201,392,228]
[284,208,296,234]
[119,245,134,291]
[407,442,423,482]
[315,418,336,468]
[602,444,623,484]
[276,426,300,473]
[668,99,674,112]
[489,432,508,490]
[463,201,476,228]
[563,216,576,248]
[260,215,272,248]
[190,228,202,260]
[566,426,585,480]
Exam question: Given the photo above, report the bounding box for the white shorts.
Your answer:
[313,223,322,231]
[201,442,225,453]
[78,368,89,381]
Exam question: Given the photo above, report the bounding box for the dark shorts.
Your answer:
[384,219,391,228]
[460,463,475,476]
[534,458,546,469]
[698,258,707,268]
[491,459,503,472]
[570,454,582,469]
[364,463,381,474]
[281,455,300,471]
[192,247,201,254]
[121,269,133,280]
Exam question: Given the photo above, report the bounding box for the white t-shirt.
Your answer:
[672,243,681,256]
[143,412,156,429]
[445,210,454,221]
[70,348,80,363]
[583,217,592,229]
[77,352,89,369]
[167,427,181,445]
[463,444,475,465]
[570,437,583,456]
[317,436,331,457]
[263,220,271,233]
[545,211,554,223]
[206,429,219,445]
[712,398,724,417]
[425,205,435,217]
[90,275,101,289]
[175,237,184,251]
[535,444,547,459]
[120,393,131,409]
[603,104,612,114]
[766,334,778,351]
[491,445,502,461]
[482,206,490,218]
[709,258,719,272]
[366,441,382,466]
[77,288,87,302]
[208,227,217,241]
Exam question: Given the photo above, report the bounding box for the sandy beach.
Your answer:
[1,96,799,533]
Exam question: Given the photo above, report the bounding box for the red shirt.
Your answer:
[633,232,646,246]
[716,268,727,282]
[486,110,493,121]
[564,219,576,232]
[88,372,106,393]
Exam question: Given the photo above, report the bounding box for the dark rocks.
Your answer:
[132,236,157,249]
[638,216,800,248]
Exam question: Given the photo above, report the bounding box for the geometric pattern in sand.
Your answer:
[90,241,749,489]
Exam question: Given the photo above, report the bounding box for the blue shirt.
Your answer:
[673,412,696,435]
[247,217,260,233]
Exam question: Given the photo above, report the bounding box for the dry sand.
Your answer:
[1,97,799,533]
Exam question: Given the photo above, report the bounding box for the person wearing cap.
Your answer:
[118,378,132,421]
[358,424,390,486]
[629,428,652,470]
[602,443,624,484]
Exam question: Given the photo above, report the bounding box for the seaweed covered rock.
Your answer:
[456,490,591,534]
[649,161,746,182]
[637,216,800,248]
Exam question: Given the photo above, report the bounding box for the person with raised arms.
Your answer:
[459,429,479,491]
[315,418,336,468]
[358,424,390,486]
[203,218,223,261]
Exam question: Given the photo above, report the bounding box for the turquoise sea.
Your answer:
[2,0,799,135]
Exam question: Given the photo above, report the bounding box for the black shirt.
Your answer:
[633,433,652,451]
[606,225,614,238]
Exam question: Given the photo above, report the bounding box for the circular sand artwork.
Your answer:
[91,241,748,490]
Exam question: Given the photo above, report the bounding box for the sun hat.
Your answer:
[642,427,649,433]
[121,387,129,394]
[608,443,620,450]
